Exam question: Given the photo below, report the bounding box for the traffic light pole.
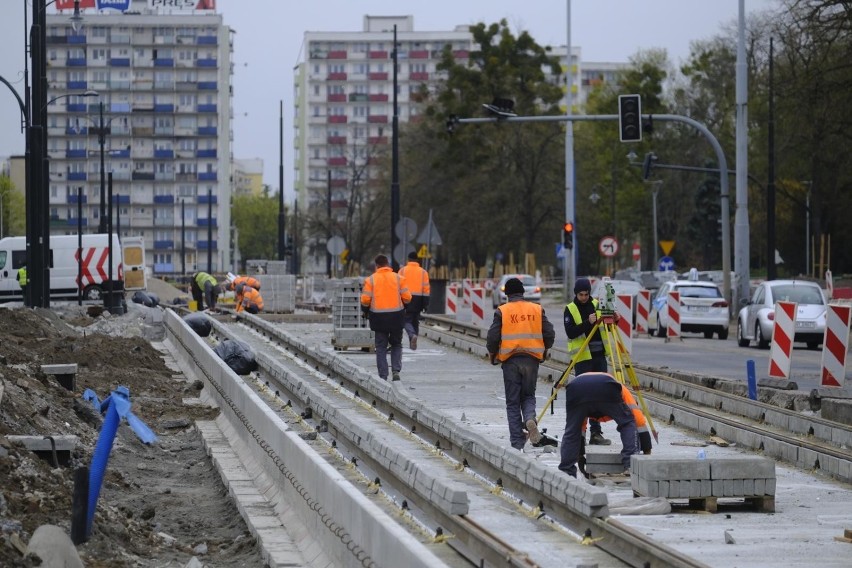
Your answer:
[452,112,735,305]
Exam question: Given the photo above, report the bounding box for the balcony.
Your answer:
[197,172,218,181]
[327,94,346,102]
[197,104,217,113]
[348,93,368,102]
[109,148,131,158]
[369,93,388,102]
[154,195,175,204]
[155,171,174,181]
[327,157,347,166]
[198,194,218,204]
[176,172,196,181]
[154,58,175,67]
[195,149,217,158]
[65,126,88,135]
[197,126,217,135]
[369,51,388,59]
[154,149,174,158]
[196,58,218,68]
[327,115,347,124]
[132,171,155,181]
[410,72,429,81]
[66,57,87,66]
[197,81,217,90]
[368,136,388,145]
[327,136,347,145]
[115,195,131,204]
[368,72,388,81]
[154,126,174,136]
[197,218,218,228]
[368,115,388,124]
[197,240,217,250]
[327,50,347,59]
[453,50,470,59]
[67,172,87,181]
[330,179,348,188]
[154,104,175,113]
[67,194,87,204]
[409,50,429,59]
[67,103,87,112]
[46,36,68,44]
[154,240,175,249]
[327,72,347,81]
[132,126,154,136]
[66,80,87,89]
[109,58,131,67]
[67,34,87,44]
[154,81,175,90]
[153,263,175,273]
[65,149,87,158]
[196,36,218,45]
[67,218,88,226]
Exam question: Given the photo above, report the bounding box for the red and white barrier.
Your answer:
[462,278,473,307]
[666,291,681,340]
[820,303,851,387]
[636,289,650,334]
[768,301,797,379]
[616,294,633,353]
[445,284,459,316]
[471,287,486,328]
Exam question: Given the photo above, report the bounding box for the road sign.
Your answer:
[326,236,346,255]
[417,244,431,259]
[556,243,567,259]
[393,243,415,264]
[632,242,641,261]
[599,236,619,258]
[658,255,675,271]
[659,240,675,256]
[395,217,418,241]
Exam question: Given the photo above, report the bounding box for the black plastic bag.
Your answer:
[183,312,212,337]
[132,290,153,307]
[213,339,258,375]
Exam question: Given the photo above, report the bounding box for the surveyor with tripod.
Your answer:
[564,277,620,445]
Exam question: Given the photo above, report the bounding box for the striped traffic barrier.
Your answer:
[616,294,633,352]
[445,284,459,316]
[471,287,486,328]
[820,303,851,387]
[666,291,681,341]
[768,300,796,379]
[636,289,651,334]
[462,278,473,307]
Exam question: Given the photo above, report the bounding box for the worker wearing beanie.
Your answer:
[487,277,555,451]
[564,277,618,445]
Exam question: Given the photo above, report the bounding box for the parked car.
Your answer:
[492,274,541,307]
[736,279,826,349]
[590,277,643,325]
[648,279,729,339]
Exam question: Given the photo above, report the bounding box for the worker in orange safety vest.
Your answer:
[234,283,264,314]
[361,254,411,382]
[398,251,430,350]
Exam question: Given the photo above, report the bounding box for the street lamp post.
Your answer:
[96,100,109,233]
[649,180,663,270]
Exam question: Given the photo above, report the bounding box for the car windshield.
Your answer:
[771,285,823,305]
[505,275,535,286]
[676,285,722,298]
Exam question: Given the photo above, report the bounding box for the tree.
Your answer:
[0,175,25,237]
[231,192,279,270]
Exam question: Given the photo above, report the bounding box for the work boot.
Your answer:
[589,432,612,445]
[392,372,401,382]
[409,335,417,350]
[525,419,542,445]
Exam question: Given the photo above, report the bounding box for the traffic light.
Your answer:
[563,221,574,249]
[642,152,657,180]
[618,94,642,142]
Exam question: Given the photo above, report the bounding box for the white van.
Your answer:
[0,233,124,301]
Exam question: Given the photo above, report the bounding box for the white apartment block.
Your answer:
[46,2,232,275]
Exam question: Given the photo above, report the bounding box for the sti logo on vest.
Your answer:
[509,313,537,324]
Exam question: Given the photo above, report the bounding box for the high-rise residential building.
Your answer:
[46,0,232,275]
[293,15,624,274]
[232,158,264,197]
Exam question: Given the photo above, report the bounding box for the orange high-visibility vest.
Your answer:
[361,267,411,312]
[241,287,263,312]
[232,275,261,291]
[583,384,649,434]
[496,301,545,362]
[398,262,430,297]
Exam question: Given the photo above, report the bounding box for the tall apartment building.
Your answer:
[46,1,232,274]
[293,16,622,274]
[232,158,264,197]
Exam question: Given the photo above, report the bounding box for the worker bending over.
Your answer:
[235,283,264,314]
[191,271,221,312]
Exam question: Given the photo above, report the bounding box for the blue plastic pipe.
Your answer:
[747,359,757,400]
[85,386,127,538]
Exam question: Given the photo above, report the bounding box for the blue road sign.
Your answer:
[658,256,675,271]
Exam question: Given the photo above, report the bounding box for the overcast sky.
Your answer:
[0,0,777,202]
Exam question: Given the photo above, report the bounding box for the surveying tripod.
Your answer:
[535,283,659,446]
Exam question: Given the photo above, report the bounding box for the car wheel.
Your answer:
[83,285,103,301]
[756,323,769,349]
[718,327,729,340]
[737,320,749,347]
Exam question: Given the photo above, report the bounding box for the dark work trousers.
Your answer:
[558,391,637,477]
[573,355,608,436]
[374,327,403,379]
[190,279,204,309]
[403,311,420,340]
[502,356,540,450]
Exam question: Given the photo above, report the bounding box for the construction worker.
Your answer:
[234,283,264,314]
[190,271,220,312]
[557,372,649,478]
[226,272,261,293]
[16,263,27,300]
[486,277,555,451]
[564,277,619,446]
[398,251,430,350]
[360,254,411,381]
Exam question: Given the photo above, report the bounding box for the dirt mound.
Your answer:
[0,307,264,567]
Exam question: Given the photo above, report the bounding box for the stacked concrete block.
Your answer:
[585,452,627,475]
[630,455,775,512]
[330,279,374,351]
[256,275,296,313]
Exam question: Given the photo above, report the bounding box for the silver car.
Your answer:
[648,279,730,339]
[737,280,826,349]
[492,274,541,307]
